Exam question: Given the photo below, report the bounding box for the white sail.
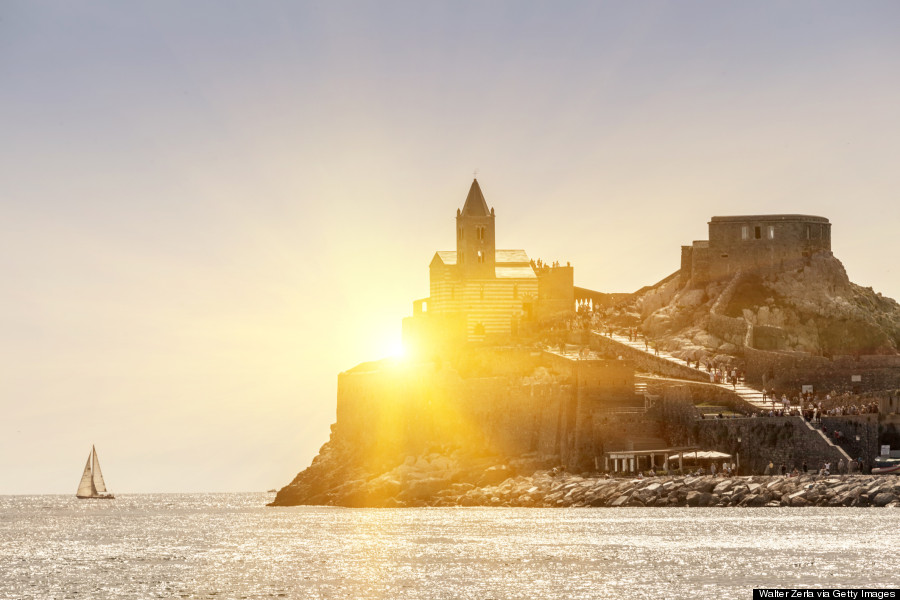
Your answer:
[76,453,94,497]
[91,446,107,493]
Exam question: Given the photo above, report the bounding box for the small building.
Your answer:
[682,214,832,285]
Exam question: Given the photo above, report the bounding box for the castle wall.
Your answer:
[742,346,900,393]
[590,332,710,383]
[691,215,832,285]
[657,385,849,474]
[536,266,575,320]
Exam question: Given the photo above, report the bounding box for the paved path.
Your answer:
[594,331,773,410]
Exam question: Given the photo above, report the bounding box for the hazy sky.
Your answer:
[3,2,899,493]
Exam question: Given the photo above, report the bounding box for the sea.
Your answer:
[1,493,897,599]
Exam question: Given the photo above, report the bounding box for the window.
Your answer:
[768,225,775,239]
[477,250,484,264]
[754,226,761,239]
[741,226,749,240]
[477,226,485,241]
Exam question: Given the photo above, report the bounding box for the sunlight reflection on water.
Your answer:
[0,494,897,599]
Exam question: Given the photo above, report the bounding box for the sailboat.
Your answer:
[76,445,115,499]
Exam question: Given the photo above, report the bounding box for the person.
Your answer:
[762,388,768,402]
[780,463,787,476]
[710,463,716,476]
[838,458,845,474]
[765,461,773,475]
[802,461,808,473]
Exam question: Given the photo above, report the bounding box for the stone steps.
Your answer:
[595,331,774,411]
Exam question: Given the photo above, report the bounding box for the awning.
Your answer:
[668,450,732,460]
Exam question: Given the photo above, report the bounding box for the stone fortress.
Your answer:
[681,214,832,286]
[272,179,900,508]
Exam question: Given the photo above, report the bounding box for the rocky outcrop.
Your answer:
[634,253,900,359]
[272,453,900,508]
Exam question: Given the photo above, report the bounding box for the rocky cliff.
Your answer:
[635,252,900,362]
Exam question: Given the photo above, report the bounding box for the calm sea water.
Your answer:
[0,493,897,599]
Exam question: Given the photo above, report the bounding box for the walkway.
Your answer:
[595,331,852,461]
[594,331,769,410]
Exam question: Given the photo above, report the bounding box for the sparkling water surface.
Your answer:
[1,493,897,599]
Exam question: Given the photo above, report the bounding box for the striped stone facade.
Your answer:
[403,179,574,348]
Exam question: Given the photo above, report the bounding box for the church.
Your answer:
[403,179,574,350]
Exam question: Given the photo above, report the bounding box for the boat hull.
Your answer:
[76,494,116,500]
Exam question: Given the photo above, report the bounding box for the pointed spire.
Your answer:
[461,179,490,217]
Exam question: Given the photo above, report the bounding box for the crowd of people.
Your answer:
[763,457,866,477]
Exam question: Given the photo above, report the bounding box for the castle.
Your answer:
[681,214,832,286]
[403,179,574,350]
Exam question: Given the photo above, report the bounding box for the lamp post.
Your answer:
[856,435,862,473]
[737,436,742,473]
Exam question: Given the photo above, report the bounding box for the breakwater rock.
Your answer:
[273,448,900,507]
[445,472,900,508]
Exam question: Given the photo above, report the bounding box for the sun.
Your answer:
[385,338,406,359]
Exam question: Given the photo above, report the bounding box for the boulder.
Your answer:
[873,492,897,507]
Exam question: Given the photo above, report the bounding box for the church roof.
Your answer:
[434,251,458,266]
[495,249,530,265]
[431,249,536,279]
[460,179,490,216]
[496,266,537,279]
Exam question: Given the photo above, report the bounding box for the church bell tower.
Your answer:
[456,179,496,279]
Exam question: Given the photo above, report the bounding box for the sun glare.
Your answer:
[386,339,406,359]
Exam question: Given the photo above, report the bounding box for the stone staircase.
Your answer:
[595,331,773,411]
[801,419,853,462]
[594,331,854,464]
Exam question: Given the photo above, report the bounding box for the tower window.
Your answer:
[477,226,485,241]
[741,226,749,240]
[754,226,761,239]
[477,250,484,264]
[768,225,775,239]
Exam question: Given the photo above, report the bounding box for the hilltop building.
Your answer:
[403,179,574,350]
[681,214,831,286]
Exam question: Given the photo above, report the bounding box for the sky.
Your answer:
[2,1,899,494]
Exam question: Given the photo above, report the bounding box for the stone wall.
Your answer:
[333,350,646,475]
[820,415,879,465]
[707,272,751,346]
[590,333,709,383]
[742,346,900,393]
[335,361,570,470]
[709,314,749,347]
[692,215,832,285]
[656,385,849,474]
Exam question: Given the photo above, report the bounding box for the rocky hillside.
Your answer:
[630,252,900,361]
